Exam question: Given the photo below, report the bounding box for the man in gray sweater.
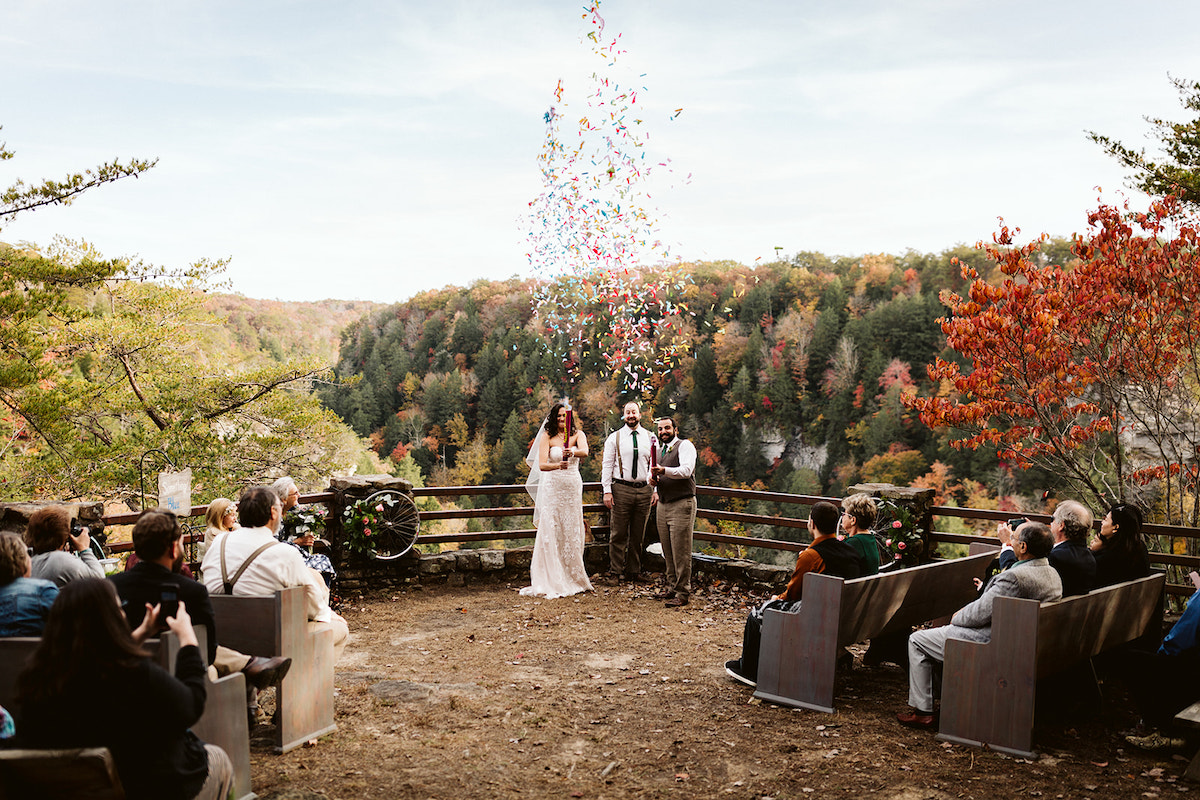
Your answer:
[897,521,1063,729]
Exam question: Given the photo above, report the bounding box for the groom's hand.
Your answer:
[604,492,614,509]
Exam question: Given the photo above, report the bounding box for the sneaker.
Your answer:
[724,659,757,688]
[1125,731,1186,751]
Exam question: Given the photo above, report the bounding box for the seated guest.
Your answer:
[202,486,349,661]
[110,509,292,695]
[1000,500,1096,597]
[898,522,1062,729]
[15,579,233,800]
[0,532,58,636]
[272,477,336,588]
[724,500,862,687]
[840,493,880,576]
[1122,570,1200,751]
[199,497,238,560]
[1092,503,1151,587]
[24,505,105,587]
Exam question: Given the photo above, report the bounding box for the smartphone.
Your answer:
[160,588,179,620]
[1008,518,1026,529]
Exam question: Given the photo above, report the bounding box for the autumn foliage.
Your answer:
[909,195,1200,521]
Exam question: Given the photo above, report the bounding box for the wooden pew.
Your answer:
[938,572,1166,757]
[153,627,255,800]
[209,587,336,754]
[0,629,253,800]
[1175,702,1200,781]
[755,547,997,712]
[0,747,124,799]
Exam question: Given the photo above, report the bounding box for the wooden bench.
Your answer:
[0,747,124,799]
[938,572,1166,757]
[154,627,255,800]
[1175,702,1200,781]
[754,547,998,712]
[0,628,254,800]
[209,586,336,753]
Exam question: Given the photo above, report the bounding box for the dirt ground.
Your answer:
[248,579,1194,800]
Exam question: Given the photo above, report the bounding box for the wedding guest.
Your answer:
[724,501,862,686]
[199,498,238,560]
[24,505,104,587]
[840,493,880,576]
[15,579,234,800]
[898,522,1062,730]
[1092,503,1152,587]
[272,477,336,588]
[0,532,58,637]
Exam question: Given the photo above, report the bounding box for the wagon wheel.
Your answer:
[362,489,420,560]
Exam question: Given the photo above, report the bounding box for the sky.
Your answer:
[3,0,1200,303]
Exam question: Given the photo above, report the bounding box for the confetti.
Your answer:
[522,1,693,395]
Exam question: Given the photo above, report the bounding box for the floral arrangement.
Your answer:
[284,504,328,539]
[873,497,925,567]
[341,497,387,559]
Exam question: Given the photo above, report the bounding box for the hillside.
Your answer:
[318,246,1075,522]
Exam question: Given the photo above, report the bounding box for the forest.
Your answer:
[319,241,1077,536]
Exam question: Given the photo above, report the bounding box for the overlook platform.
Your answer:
[246,579,1184,800]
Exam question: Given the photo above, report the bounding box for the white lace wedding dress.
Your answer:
[520,446,593,598]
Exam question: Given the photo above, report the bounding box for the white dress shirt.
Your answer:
[658,436,697,479]
[201,525,332,623]
[602,425,655,492]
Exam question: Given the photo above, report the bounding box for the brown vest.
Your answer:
[657,439,696,503]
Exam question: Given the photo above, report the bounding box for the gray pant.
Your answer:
[907,625,952,713]
[191,744,233,800]
[609,482,652,576]
[656,496,696,599]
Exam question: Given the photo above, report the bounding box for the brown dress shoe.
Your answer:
[895,709,937,729]
[243,655,293,691]
[664,597,689,608]
[651,590,675,601]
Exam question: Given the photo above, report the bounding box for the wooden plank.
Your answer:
[0,748,124,799]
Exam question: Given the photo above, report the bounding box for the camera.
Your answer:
[70,518,107,546]
[1008,518,1026,530]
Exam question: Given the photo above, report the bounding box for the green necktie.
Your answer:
[631,431,639,480]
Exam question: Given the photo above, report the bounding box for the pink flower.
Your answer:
[364,528,372,537]
[375,504,384,513]
[894,554,902,560]
[837,535,845,541]
[885,539,892,546]
[892,521,902,529]
[898,542,907,550]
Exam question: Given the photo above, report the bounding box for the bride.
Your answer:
[520,401,594,598]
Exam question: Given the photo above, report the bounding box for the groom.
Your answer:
[600,400,656,584]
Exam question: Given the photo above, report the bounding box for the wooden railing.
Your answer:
[101,484,1200,598]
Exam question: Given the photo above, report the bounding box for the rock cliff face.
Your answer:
[759,426,827,473]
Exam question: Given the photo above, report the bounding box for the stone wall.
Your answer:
[335,543,793,597]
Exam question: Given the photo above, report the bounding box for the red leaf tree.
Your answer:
[907,195,1200,524]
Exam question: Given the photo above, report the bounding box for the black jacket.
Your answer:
[109,562,218,665]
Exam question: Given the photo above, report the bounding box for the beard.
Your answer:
[624,418,639,429]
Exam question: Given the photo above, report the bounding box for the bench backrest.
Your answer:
[800,549,997,647]
[1032,572,1165,678]
[0,747,124,799]
[209,586,306,657]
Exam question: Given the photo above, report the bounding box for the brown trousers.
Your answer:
[656,496,696,599]
[609,482,653,576]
